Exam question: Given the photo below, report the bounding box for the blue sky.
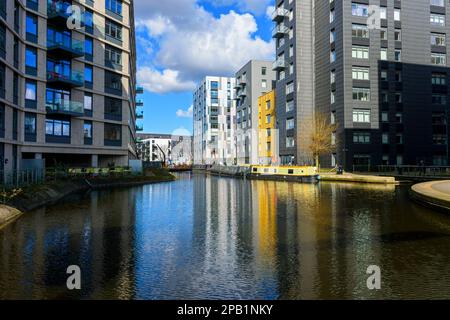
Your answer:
[134,0,275,135]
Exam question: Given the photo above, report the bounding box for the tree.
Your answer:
[154,144,170,166]
[308,111,337,169]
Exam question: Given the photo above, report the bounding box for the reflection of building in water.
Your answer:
[254,181,277,262]
[0,190,136,299]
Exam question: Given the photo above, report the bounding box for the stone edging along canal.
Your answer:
[410,180,450,213]
[0,174,176,229]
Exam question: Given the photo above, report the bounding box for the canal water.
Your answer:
[1,172,450,299]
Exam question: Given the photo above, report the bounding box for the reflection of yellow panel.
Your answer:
[257,181,277,260]
[251,165,318,176]
[258,90,276,160]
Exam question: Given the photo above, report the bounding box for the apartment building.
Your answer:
[0,0,138,179]
[274,0,450,169]
[193,76,236,165]
[258,89,279,165]
[137,133,172,164]
[235,60,275,165]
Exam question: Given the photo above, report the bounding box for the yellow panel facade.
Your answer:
[257,90,278,165]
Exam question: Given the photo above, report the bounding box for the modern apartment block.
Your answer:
[274,0,450,169]
[193,76,236,165]
[235,60,275,165]
[258,89,279,165]
[0,0,138,178]
[137,133,172,164]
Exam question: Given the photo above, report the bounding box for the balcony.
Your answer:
[136,99,144,107]
[239,89,247,97]
[273,58,286,71]
[272,24,289,38]
[47,70,84,88]
[136,124,144,131]
[136,110,144,119]
[47,37,84,59]
[136,86,144,94]
[47,0,73,25]
[239,77,247,86]
[271,8,289,22]
[46,99,84,116]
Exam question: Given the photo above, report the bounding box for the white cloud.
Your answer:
[176,105,194,118]
[204,0,273,16]
[266,5,275,20]
[137,68,196,94]
[134,1,274,94]
[172,127,192,137]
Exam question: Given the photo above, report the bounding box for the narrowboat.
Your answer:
[249,166,320,183]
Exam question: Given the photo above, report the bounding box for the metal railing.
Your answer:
[0,169,46,188]
[351,165,450,177]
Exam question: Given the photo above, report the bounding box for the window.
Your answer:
[0,24,5,57]
[380,28,387,40]
[84,10,93,30]
[106,0,122,15]
[84,65,93,83]
[262,67,267,75]
[85,37,93,56]
[352,3,369,17]
[394,50,401,61]
[286,118,295,130]
[0,104,4,138]
[431,0,445,6]
[330,70,336,84]
[25,80,37,101]
[380,48,388,60]
[432,94,447,105]
[382,133,389,144]
[46,119,70,136]
[330,30,336,43]
[394,29,401,42]
[104,123,122,145]
[353,132,370,144]
[395,71,402,82]
[352,88,370,101]
[432,73,447,85]
[394,9,401,21]
[265,100,271,110]
[379,7,387,20]
[84,121,93,139]
[352,46,369,59]
[381,112,388,122]
[331,111,336,125]
[25,46,37,68]
[431,14,445,26]
[266,115,271,124]
[286,82,294,95]
[352,24,369,38]
[104,96,122,120]
[431,33,446,46]
[286,137,295,148]
[26,13,37,42]
[330,9,335,23]
[380,70,388,81]
[105,44,122,66]
[431,53,446,65]
[352,67,370,80]
[262,79,267,88]
[105,19,122,41]
[330,50,336,63]
[24,112,36,138]
[84,93,92,110]
[286,100,294,112]
[353,109,371,123]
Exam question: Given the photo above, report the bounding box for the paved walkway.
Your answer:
[411,180,450,211]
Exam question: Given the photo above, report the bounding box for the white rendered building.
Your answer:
[193,77,236,165]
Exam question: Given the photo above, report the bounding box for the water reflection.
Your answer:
[1,173,450,299]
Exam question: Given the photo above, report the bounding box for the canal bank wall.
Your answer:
[410,180,450,212]
[0,205,23,229]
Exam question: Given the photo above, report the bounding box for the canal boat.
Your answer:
[249,165,319,183]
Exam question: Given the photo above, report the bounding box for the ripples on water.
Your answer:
[1,172,450,299]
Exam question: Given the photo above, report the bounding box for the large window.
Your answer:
[352,67,370,80]
[84,121,93,144]
[25,80,37,108]
[25,46,37,72]
[104,123,122,146]
[105,44,122,66]
[85,37,93,57]
[431,14,445,26]
[352,24,369,38]
[24,112,36,141]
[105,19,122,41]
[106,0,122,15]
[432,73,447,85]
[84,65,93,83]
[431,53,446,65]
[46,119,70,137]
[352,109,371,123]
[104,96,122,120]
[431,33,446,46]
[352,46,369,59]
[105,70,122,95]
[352,3,368,17]
[353,132,371,144]
[26,13,37,42]
[286,118,295,130]
[352,88,371,101]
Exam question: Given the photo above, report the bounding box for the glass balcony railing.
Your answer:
[136,86,144,94]
[272,58,286,71]
[47,0,72,20]
[136,124,144,131]
[136,99,144,107]
[47,37,84,58]
[46,99,84,116]
[272,24,289,38]
[136,110,144,119]
[271,8,289,22]
[47,70,84,87]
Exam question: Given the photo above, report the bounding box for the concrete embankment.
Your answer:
[0,205,23,229]
[208,165,251,177]
[410,180,450,212]
[319,173,397,184]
